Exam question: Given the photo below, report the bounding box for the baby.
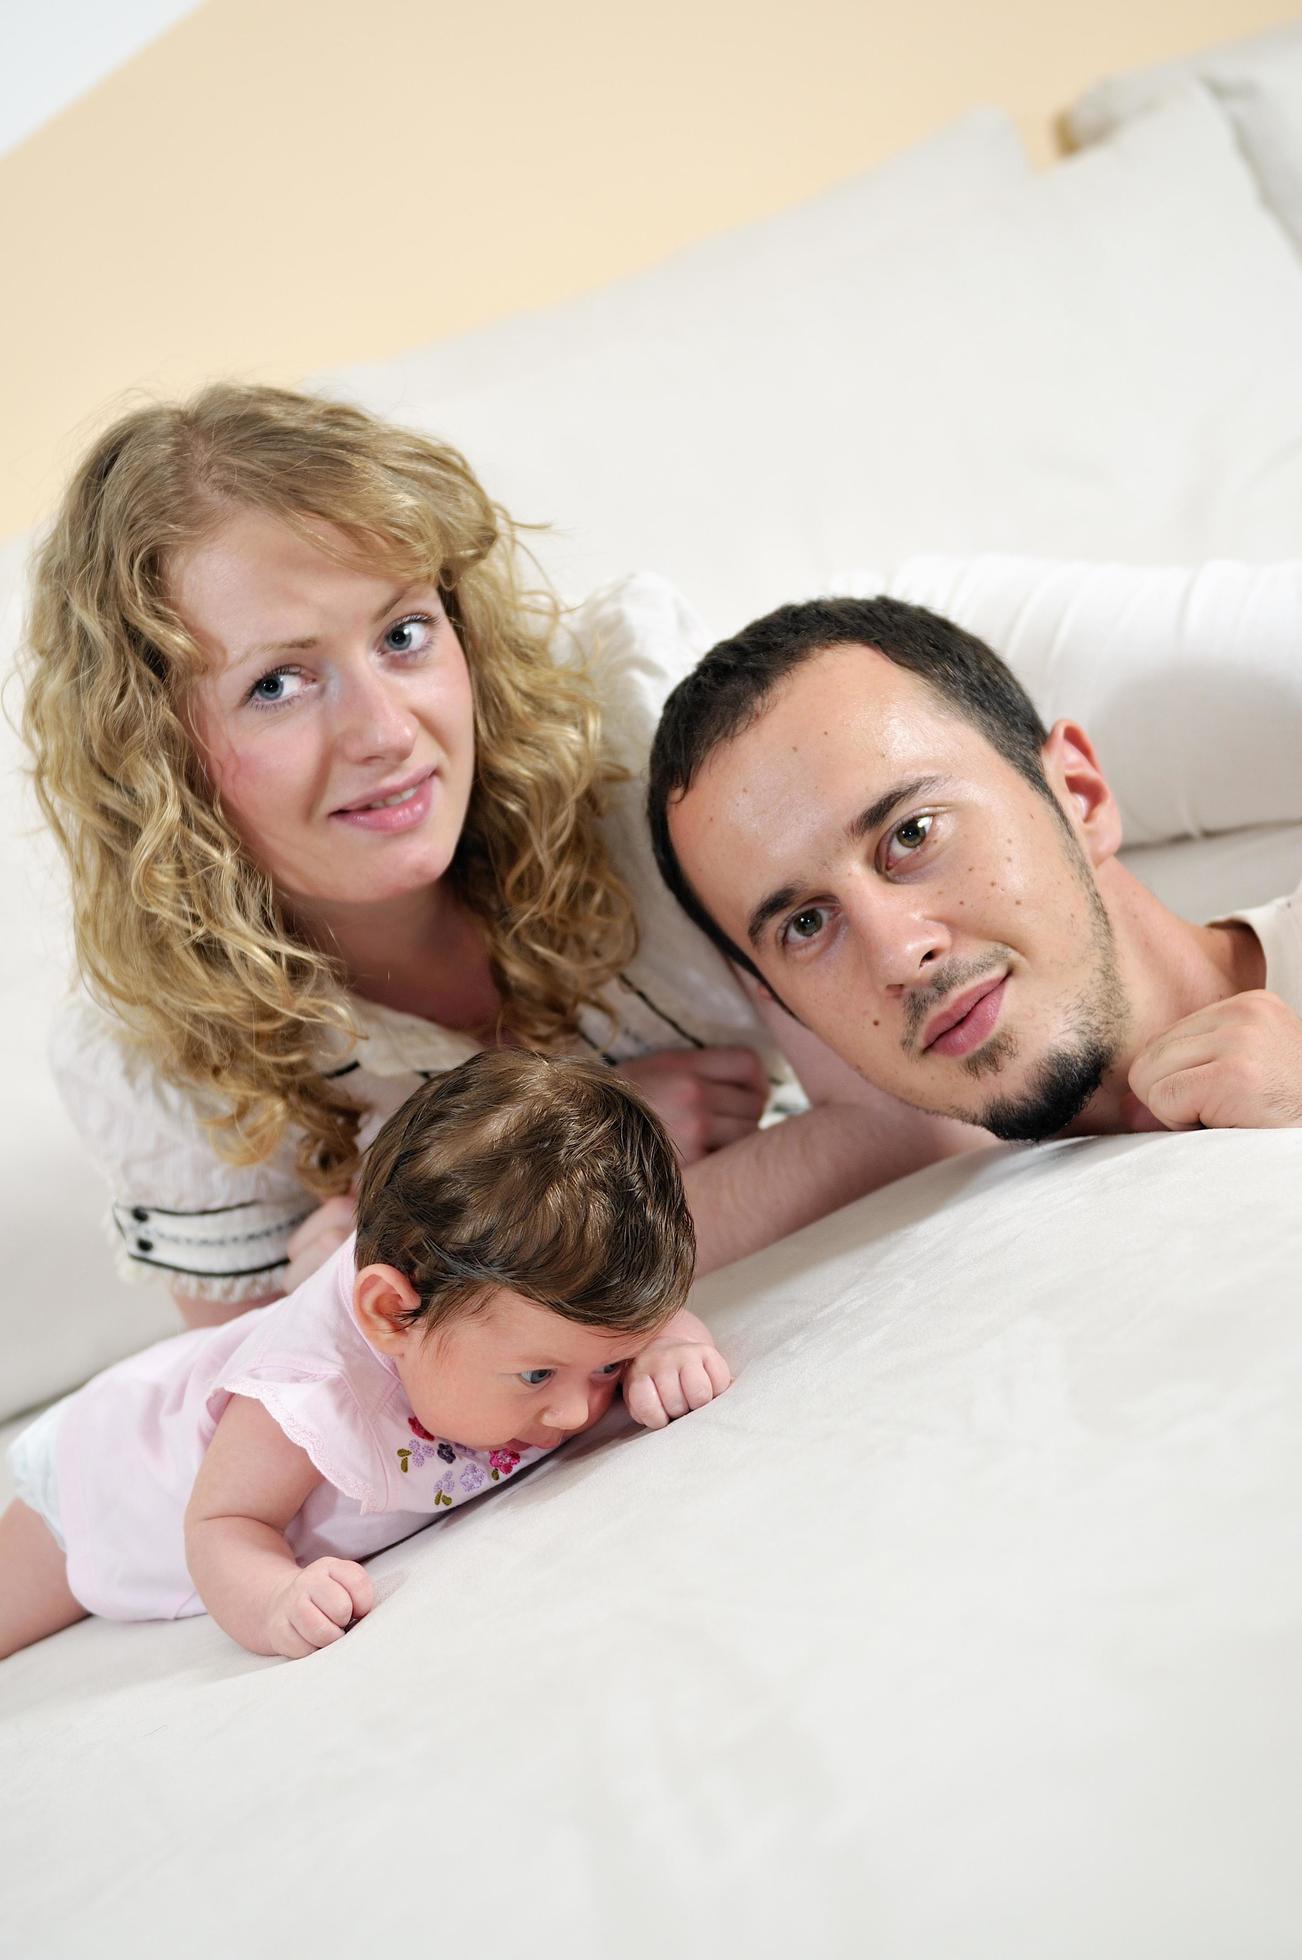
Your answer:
[0,1049,727,1661]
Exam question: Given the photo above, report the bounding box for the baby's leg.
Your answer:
[0,1500,87,1659]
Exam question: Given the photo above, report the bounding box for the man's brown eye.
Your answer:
[894,816,932,850]
[791,909,824,938]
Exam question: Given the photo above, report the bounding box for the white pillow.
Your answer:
[317,108,1031,638]
[0,537,177,1421]
[831,556,1302,849]
[1067,24,1302,260]
[318,87,1302,641]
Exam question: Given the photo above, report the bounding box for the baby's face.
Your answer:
[386,1286,664,1452]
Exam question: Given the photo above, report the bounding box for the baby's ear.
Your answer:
[353,1264,422,1354]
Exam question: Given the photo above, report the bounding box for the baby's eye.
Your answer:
[597,1361,626,1377]
[518,1368,554,1387]
[382,615,434,657]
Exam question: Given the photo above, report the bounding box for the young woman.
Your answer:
[22,383,969,1326]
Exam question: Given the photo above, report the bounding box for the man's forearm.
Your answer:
[684,1099,981,1275]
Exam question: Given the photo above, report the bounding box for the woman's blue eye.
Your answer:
[519,1368,553,1387]
[383,615,434,656]
[249,669,292,704]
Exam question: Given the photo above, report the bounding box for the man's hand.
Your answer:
[623,1308,732,1431]
[265,1557,374,1660]
[1128,990,1302,1131]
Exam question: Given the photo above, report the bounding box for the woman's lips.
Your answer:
[330,773,435,833]
[926,976,1008,1058]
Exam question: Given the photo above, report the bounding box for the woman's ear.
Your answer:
[353,1264,423,1355]
[1040,721,1123,867]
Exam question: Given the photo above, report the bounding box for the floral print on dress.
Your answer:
[394,1422,541,1498]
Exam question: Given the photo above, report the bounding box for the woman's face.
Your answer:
[177,507,477,910]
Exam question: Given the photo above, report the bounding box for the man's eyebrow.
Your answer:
[747,882,803,949]
[237,587,412,666]
[745,775,951,948]
[846,775,949,843]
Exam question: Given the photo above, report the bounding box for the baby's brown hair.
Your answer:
[355,1049,695,1336]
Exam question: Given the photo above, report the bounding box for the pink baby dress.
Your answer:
[53,1237,548,1619]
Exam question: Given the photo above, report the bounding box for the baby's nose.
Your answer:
[542,1387,593,1431]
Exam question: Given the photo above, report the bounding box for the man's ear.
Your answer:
[353,1264,423,1355]
[1040,721,1122,867]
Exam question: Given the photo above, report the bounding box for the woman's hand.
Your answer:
[616,1047,769,1163]
[284,1194,357,1293]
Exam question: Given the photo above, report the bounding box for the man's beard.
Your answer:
[977,863,1126,1142]
[914,829,1127,1144]
[978,1026,1115,1141]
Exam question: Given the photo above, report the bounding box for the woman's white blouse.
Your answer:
[49,576,789,1302]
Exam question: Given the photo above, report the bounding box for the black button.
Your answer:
[136,1238,154,1253]
[131,1206,149,1221]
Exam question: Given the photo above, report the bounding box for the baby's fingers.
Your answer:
[289,1598,348,1650]
[703,1349,733,1398]
[294,1563,369,1645]
[624,1370,670,1431]
[678,1359,719,1411]
[324,1559,374,1622]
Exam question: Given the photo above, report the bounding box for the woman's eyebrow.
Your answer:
[237,588,413,666]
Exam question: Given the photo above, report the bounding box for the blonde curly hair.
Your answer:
[21,383,637,1196]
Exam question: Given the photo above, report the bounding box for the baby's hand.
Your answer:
[266,1557,374,1660]
[624,1308,732,1431]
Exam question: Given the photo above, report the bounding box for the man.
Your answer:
[648,596,1302,1139]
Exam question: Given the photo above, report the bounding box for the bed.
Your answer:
[4,30,1302,1956]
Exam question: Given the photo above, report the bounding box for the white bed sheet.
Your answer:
[3,1127,1301,1957]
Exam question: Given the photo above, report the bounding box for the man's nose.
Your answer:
[845,881,952,992]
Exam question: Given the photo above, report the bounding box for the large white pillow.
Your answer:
[317,108,1031,637]
[1067,23,1302,260]
[0,537,177,1421]
[831,555,1302,850]
[318,87,1302,640]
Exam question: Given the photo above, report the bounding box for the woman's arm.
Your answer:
[172,1193,360,1326]
[185,1395,373,1658]
[174,1292,280,1329]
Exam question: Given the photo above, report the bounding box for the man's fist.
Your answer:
[1128,991,1302,1131]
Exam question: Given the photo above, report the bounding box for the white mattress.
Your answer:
[4,1127,1301,1956]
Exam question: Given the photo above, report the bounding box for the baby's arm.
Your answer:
[185,1395,374,1659]
[623,1307,732,1432]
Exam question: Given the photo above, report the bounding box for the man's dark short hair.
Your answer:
[646,594,1052,979]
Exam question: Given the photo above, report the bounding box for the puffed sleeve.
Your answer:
[48,994,316,1305]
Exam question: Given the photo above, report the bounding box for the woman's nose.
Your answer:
[334,668,417,763]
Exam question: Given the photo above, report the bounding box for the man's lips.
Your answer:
[921,974,1008,1057]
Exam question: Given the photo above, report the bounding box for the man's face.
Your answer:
[667,644,1128,1140]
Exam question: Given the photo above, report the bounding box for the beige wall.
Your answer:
[1,0,1295,537]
